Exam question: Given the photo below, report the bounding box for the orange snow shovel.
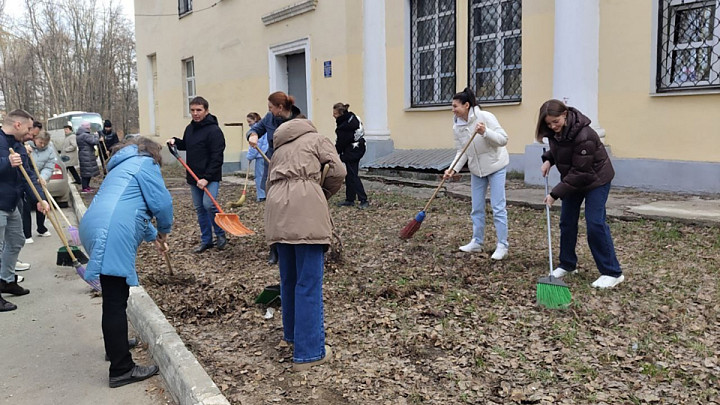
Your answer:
[167,144,254,237]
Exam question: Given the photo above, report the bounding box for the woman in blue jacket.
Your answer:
[79,136,173,388]
[245,112,268,201]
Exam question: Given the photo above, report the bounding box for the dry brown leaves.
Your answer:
[132,177,720,404]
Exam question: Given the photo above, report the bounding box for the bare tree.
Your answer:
[0,0,138,133]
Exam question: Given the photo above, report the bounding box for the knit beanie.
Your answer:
[104,119,112,128]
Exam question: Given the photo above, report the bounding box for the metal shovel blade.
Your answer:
[214,213,255,236]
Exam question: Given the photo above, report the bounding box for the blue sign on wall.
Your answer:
[323,60,332,78]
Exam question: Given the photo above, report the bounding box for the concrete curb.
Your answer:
[68,177,230,405]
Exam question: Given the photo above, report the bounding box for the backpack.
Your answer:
[353,116,365,142]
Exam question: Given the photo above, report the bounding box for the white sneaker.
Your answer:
[37,231,52,237]
[591,275,625,289]
[459,240,483,253]
[491,245,508,260]
[16,275,24,283]
[551,267,577,278]
[15,261,31,271]
[25,238,34,244]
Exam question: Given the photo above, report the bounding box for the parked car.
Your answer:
[45,150,71,207]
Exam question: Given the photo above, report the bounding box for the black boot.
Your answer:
[267,245,278,265]
[0,296,17,312]
[216,234,227,250]
[0,279,29,296]
[108,364,159,388]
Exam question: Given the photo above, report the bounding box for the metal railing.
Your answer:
[468,0,522,103]
[657,0,720,91]
[410,0,457,107]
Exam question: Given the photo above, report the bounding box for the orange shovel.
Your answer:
[168,144,254,237]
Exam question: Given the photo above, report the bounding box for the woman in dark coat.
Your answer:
[536,99,624,289]
[76,122,100,192]
[333,103,368,209]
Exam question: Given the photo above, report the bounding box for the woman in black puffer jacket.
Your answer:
[333,103,368,209]
[76,123,100,192]
[536,99,623,290]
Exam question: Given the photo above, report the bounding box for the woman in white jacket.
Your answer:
[443,87,509,260]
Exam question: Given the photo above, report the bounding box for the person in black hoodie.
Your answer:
[333,103,368,209]
[0,109,50,311]
[167,96,227,253]
[98,119,119,163]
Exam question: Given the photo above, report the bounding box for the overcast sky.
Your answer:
[3,0,135,21]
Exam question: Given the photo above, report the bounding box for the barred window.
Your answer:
[183,58,196,116]
[179,0,192,16]
[410,0,457,107]
[469,0,522,103]
[657,0,720,91]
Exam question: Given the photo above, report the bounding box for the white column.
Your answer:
[552,0,604,138]
[363,0,390,139]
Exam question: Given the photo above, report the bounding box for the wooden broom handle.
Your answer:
[422,129,482,212]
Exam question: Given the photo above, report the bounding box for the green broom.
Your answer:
[536,169,572,309]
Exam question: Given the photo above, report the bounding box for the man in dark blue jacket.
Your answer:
[0,109,50,311]
[167,96,227,253]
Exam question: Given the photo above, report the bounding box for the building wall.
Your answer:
[135,0,720,192]
[599,0,720,162]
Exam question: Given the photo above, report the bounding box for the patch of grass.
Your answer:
[526,368,556,382]
[571,360,599,381]
[491,346,509,358]
[640,362,668,378]
[652,223,682,241]
[507,170,524,180]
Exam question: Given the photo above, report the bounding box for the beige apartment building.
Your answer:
[134,0,720,193]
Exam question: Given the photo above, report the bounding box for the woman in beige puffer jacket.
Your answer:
[264,118,345,371]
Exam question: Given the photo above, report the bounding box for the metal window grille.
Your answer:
[468,0,522,103]
[410,0,457,107]
[184,59,196,116]
[657,0,720,91]
[179,0,192,16]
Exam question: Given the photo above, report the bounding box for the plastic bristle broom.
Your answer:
[536,162,571,309]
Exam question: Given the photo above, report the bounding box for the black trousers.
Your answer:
[67,166,81,184]
[81,177,92,189]
[344,160,367,203]
[100,275,135,377]
[21,194,48,238]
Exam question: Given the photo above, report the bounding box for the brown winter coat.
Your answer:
[541,108,615,199]
[264,119,346,246]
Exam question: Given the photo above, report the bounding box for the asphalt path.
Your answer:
[0,206,171,405]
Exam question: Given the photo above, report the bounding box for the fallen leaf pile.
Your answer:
[132,177,720,404]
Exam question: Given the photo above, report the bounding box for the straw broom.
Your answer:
[399,128,481,239]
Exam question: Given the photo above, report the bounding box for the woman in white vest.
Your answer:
[443,87,510,260]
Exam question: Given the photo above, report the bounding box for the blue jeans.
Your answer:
[277,243,326,364]
[253,159,266,200]
[0,207,25,283]
[190,182,225,246]
[469,167,508,248]
[559,182,622,277]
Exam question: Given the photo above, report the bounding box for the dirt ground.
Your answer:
[109,175,720,405]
